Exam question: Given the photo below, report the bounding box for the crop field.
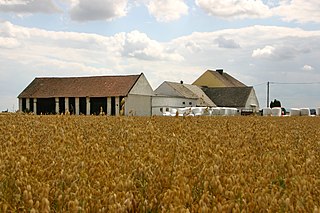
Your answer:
[0,114,320,212]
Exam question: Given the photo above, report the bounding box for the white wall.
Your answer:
[152,96,197,115]
[125,94,152,116]
[129,73,154,96]
[245,88,260,110]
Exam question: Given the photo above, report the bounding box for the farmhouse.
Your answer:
[193,69,246,88]
[18,73,154,116]
[193,69,259,110]
[202,87,259,110]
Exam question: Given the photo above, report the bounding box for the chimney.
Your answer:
[216,69,223,75]
[180,80,183,84]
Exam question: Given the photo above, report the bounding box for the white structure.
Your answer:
[152,95,197,116]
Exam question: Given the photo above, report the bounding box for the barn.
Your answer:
[193,69,259,110]
[18,73,154,116]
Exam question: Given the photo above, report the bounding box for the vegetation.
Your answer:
[0,114,319,212]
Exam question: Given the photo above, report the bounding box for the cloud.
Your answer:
[0,37,21,48]
[273,0,320,23]
[121,30,184,61]
[252,45,276,59]
[302,65,314,71]
[0,0,60,14]
[252,44,314,61]
[195,0,272,19]
[69,0,128,22]
[147,0,188,22]
[215,36,240,49]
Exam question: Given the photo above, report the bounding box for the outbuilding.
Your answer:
[18,73,154,116]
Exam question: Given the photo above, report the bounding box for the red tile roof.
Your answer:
[18,74,141,98]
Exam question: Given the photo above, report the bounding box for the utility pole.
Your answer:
[267,81,270,108]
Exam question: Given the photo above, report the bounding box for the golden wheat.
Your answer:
[0,114,319,212]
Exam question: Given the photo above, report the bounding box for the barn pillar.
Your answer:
[86,97,90,115]
[55,97,59,114]
[65,97,69,113]
[26,98,30,111]
[19,99,22,112]
[107,97,111,115]
[115,97,120,116]
[33,98,37,115]
[75,97,80,115]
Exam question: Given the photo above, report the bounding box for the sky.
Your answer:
[0,0,320,111]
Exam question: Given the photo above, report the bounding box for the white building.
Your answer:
[152,81,215,116]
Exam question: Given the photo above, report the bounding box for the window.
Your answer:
[183,102,185,105]
[166,108,169,112]
[160,108,163,112]
[189,102,192,105]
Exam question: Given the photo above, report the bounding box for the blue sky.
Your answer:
[0,0,320,111]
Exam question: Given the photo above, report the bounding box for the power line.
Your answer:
[269,82,320,85]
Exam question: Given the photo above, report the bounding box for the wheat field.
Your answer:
[0,114,319,212]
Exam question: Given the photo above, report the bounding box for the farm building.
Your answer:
[152,81,216,115]
[18,73,154,116]
[193,69,259,110]
[201,87,259,110]
[193,69,246,88]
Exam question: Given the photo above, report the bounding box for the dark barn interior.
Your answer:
[68,97,75,114]
[59,97,65,114]
[37,98,55,115]
[79,97,86,115]
[90,97,107,115]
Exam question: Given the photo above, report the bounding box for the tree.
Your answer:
[270,99,281,108]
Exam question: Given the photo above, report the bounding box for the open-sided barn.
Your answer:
[18,73,154,116]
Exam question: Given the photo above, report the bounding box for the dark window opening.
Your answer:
[183,102,185,105]
[79,97,86,115]
[166,108,169,112]
[69,97,75,115]
[189,102,192,105]
[160,108,163,112]
[22,98,26,112]
[37,98,55,115]
[29,98,34,112]
[59,97,65,114]
[111,97,116,116]
[90,97,107,115]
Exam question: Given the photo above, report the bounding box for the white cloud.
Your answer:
[195,0,272,19]
[0,37,20,48]
[252,45,276,59]
[121,30,184,61]
[215,36,240,49]
[302,65,314,71]
[0,0,60,14]
[274,0,320,23]
[147,0,188,22]
[69,0,128,21]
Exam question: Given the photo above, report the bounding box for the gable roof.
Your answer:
[18,74,141,98]
[155,81,216,106]
[165,82,198,99]
[193,70,247,87]
[182,84,216,107]
[201,87,253,107]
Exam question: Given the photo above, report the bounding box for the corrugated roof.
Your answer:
[208,70,246,87]
[18,74,141,98]
[201,87,253,107]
